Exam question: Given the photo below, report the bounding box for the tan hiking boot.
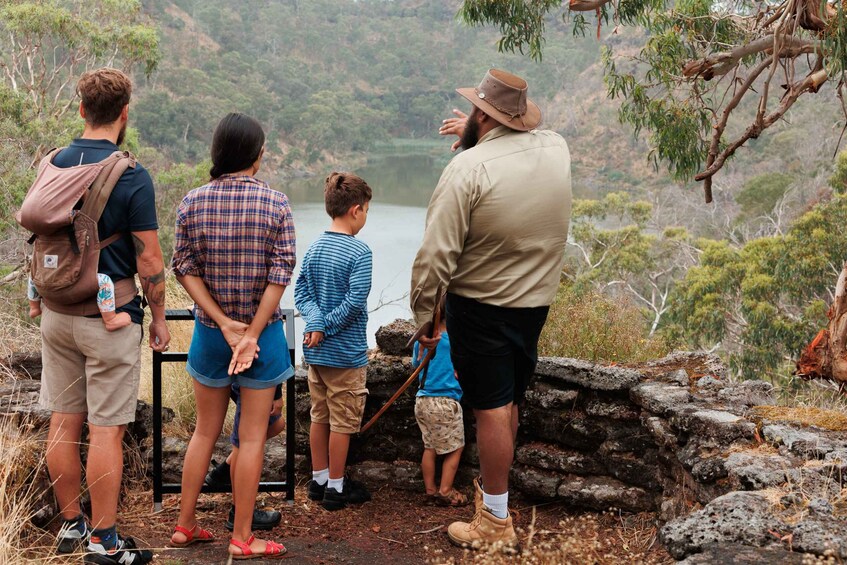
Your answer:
[473,476,483,511]
[447,506,518,550]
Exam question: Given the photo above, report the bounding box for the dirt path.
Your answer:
[34,484,672,564]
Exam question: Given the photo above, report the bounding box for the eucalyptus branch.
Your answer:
[682,34,818,81]
[702,55,773,202]
[695,67,827,182]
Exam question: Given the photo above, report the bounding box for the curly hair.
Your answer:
[76,68,132,126]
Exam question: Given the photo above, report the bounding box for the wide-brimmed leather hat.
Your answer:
[456,69,541,132]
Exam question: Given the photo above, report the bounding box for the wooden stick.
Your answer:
[360,289,443,433]
[360,345,436,433]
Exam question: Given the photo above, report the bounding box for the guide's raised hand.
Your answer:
[439,108,468,152]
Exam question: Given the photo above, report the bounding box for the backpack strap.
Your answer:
[79,151,136,223]
[37,148,62,175]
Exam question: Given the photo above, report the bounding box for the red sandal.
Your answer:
[169,524,215,548]
[229,535,287,560]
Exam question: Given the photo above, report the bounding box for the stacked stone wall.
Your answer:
[5,319,847,561]
[293,320,847,562]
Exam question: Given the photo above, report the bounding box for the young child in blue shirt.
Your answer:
[295,172,373,511]
[413,314,467,506]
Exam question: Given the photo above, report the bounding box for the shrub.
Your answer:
[539,285,673,363]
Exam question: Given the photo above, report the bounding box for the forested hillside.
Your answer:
[3,0,847,391]
[136,0,597,170]
[135,0,845,201]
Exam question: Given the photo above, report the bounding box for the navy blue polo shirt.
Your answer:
[52,138,158,324]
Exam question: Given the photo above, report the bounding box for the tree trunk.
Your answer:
[796,264,847,389]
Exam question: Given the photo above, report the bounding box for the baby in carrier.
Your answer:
[28,273,130,331]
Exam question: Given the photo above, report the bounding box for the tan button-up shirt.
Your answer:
[411,126,572,325]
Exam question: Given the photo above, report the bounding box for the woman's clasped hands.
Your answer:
[221,318,261,375]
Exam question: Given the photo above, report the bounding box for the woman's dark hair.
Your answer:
[209,113,265,179]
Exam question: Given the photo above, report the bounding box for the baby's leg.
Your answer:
[97,273,131,331]
[27,278,41,318]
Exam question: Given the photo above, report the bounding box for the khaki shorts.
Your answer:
[39,307,142,427]
[415,396,465,455]
[308,365,368,434]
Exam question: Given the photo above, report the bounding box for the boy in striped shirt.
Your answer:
[295,172,373,511]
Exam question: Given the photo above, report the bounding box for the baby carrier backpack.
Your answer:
[15,148,138,315]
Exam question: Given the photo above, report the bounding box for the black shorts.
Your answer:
[446,293,549,410]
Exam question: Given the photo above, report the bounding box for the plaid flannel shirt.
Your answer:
[171,174,296,328]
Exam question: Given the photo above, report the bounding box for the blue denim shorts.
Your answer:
[186,320,294,390]
[230,383,283,447]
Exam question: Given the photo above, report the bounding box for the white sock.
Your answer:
[483,490,509,519]
[312,468,329,486]
[327,477,344,493]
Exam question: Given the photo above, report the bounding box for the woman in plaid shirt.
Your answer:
[169,113,295,559]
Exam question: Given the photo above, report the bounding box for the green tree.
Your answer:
[459,0,841,202]
[0,0,160,225]
[0,0,159,124]
[154,160,210,264]
[567,192,699,334]
[670,193,845,379]
[735,172,796,225]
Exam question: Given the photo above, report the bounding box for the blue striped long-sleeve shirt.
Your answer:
[295,231,372,368]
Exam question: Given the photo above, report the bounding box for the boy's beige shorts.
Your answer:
[308,365,368,434]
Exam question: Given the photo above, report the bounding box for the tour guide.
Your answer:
[410,69,572,550]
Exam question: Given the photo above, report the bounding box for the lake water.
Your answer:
[281,152,445,354]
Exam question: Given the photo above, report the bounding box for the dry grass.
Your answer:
[138,277,197,427]
[750,405,847,431]
[431,509,669,564]
[0,273,40,377]
[137,276,235,435]
[776,375,847,413]
[0,414,51,564]
[538,287,672,364]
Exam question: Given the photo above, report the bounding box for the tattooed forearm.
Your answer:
[141,269,166,307]
[132,234,146,257]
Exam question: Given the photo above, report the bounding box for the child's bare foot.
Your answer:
[102,311,131,331]
[28,303,42,318]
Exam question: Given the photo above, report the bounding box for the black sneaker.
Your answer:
[225,506,282,531]
[204,459,232,490]
[57,515,90,554]
[344,477,372,505]
[307,479,326,501]
[321,486,347,511]
[84,535,152,565]
[321,477,372,511]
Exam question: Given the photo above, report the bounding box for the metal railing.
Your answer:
[151,308,296,511]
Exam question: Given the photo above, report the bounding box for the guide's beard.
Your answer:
[460,115,480,150]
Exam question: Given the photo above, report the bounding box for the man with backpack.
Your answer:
[23,68,170,564]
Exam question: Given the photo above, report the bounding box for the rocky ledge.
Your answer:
[295,322,847,562]
[5,320,847,561]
